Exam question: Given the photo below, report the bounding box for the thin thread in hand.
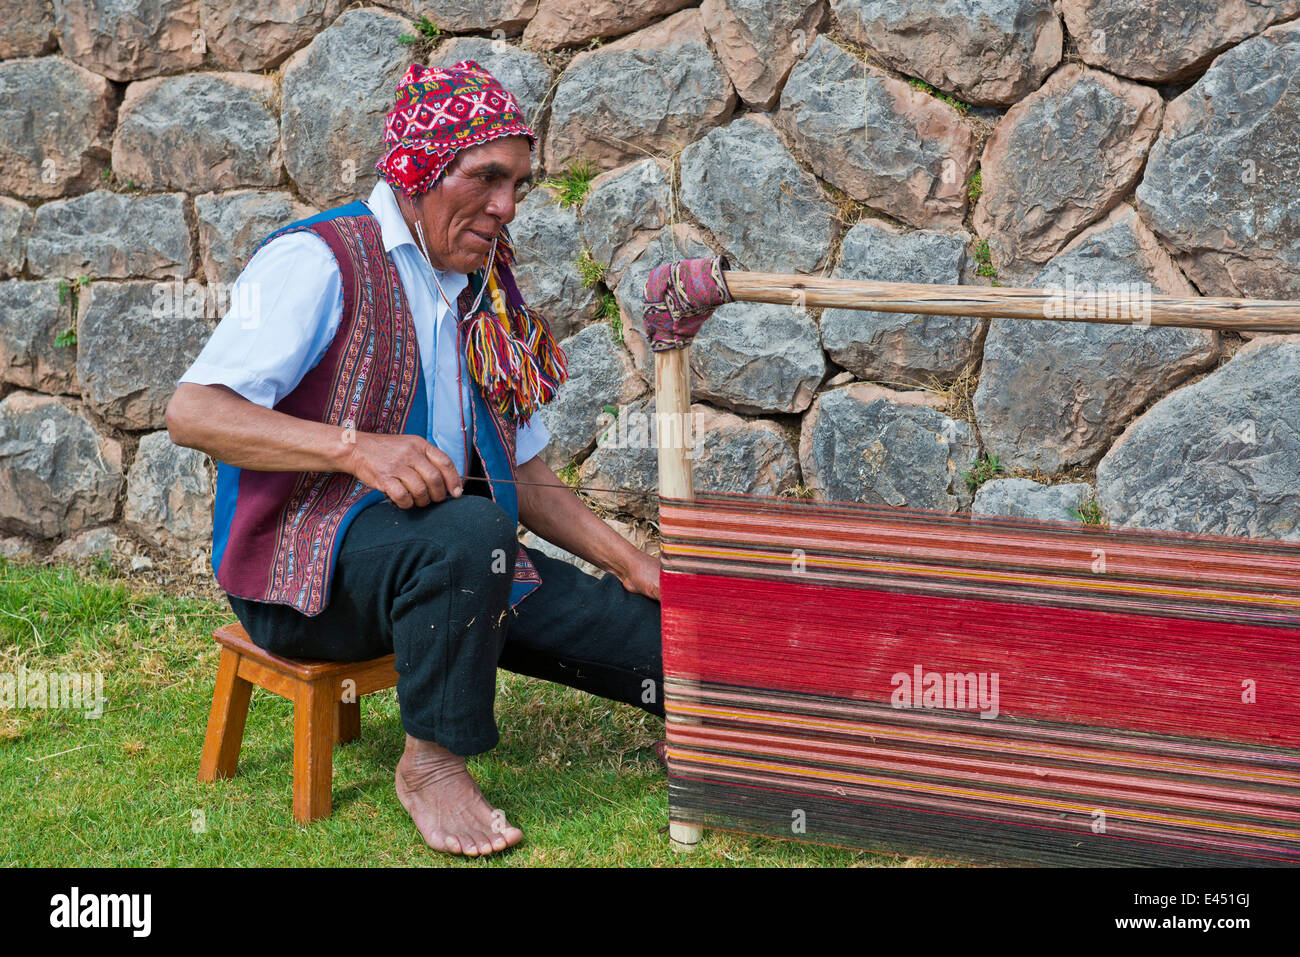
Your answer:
[461,473,659,502]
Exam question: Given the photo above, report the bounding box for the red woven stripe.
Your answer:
[666,724,1300,821]
[663,570,1300,748]
[660,498,1300,594]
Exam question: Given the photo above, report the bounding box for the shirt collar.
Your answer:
[366,178,417,254]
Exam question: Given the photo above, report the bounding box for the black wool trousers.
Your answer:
[227,495,664,756]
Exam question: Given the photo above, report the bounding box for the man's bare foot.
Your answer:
[395,734,524,856]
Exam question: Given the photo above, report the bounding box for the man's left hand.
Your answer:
[617,550,662,602]
[514,456,663,602]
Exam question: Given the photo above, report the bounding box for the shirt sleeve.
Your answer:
[178,231,344,409]
[515,412,550,466]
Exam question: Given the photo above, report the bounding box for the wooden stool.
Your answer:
[198,622,398,822]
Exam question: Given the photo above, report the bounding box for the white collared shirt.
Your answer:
[179,180,549,474]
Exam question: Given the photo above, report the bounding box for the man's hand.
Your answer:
[514,456,662,602]
[343,432,463,508]
[616,549,661,602]
[165,383,464,510]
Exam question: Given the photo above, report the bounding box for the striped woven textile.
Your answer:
[660,492,1300,866]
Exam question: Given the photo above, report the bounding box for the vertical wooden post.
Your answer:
[655,346,702,852]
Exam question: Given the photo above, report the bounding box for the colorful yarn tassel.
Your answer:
[494,226,518,268]
[460,268,567,421]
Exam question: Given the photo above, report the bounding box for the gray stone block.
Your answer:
[545,9,736,171]
[1135,22,1300,299]
[0,391,123,539]
[125,430,214,550]
[0,280,78,394]
[1097,337,1300,542]
[972,478,1094,524]
[799,383,978,511]
[778,35,979,229]
[821,221,981,386]
[113,72,282,192]
[76,281,213,430]
[680,114,834,274]
[28,191,193,280]
[280,8,411,208]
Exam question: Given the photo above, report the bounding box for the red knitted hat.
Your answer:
[375,61,537,197]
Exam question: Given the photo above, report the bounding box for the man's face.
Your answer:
[409,135,533,275]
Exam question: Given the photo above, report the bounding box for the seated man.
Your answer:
[166,61,663,857]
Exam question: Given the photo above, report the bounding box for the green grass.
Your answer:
[967,169,982,203]
[555,460,581,490]
[0,558,914,867]
[399,15,441,44]
[542,159,598,209]
[908,78,971,114]
[54,275,91,347]
[780,484,816,500]
[98,168,140,192]
[575,248,606,288]
[1069,497,1107,527]
[597,290,623,343]
[397,15,442,60]
[963,453,1004,493]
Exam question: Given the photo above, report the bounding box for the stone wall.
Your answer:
[3,0,1300,567]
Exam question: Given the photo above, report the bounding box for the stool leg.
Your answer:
[293,678,336,823]
[199,647,252,782]
[336,699,360,744]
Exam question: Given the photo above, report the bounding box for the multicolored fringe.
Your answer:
[459,260,568,422]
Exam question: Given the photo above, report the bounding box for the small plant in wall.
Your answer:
[543,159,598,209]
[1070,498,1107,527]
[54,275,93,348]
[963,453,1004,493]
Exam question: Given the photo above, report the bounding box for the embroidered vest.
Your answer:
[211,203,542,615]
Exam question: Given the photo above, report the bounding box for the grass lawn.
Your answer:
[0,557,924,867]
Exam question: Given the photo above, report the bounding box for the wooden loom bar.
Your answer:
[722,271,1300,333]
[655,346,701,851]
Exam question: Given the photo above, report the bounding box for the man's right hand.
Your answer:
[165,383,465,509]
[343,432,464,508]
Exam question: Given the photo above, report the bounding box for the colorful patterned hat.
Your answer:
[375,61,537,197]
